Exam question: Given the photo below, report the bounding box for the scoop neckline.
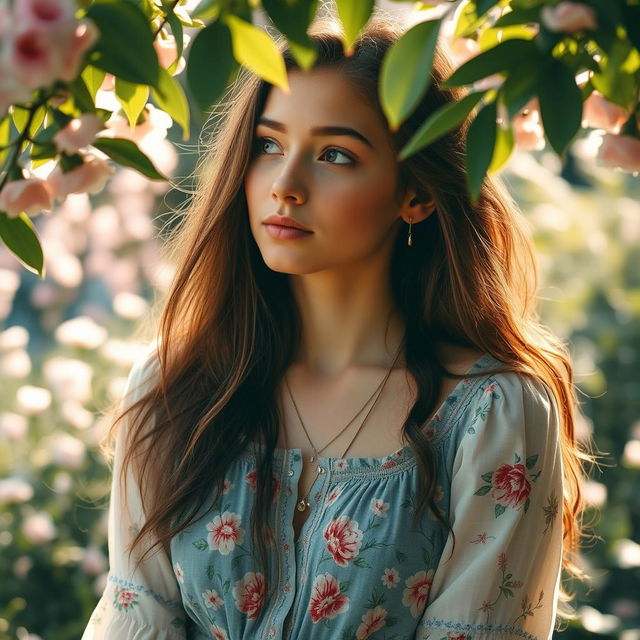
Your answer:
[247,352,496,466]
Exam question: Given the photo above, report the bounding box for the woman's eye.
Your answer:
[321,148,356,165]
[255,137,281,155]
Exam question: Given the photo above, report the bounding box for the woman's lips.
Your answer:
[264,224,314,240]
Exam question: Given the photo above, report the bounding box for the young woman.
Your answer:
[82,14,591,640]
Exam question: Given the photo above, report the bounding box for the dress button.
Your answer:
[269,626,276,637]
[288,470,294,477]
[317,466,325,474]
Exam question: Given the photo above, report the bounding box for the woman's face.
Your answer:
[244,67,418,276]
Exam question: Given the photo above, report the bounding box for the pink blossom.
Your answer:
[22,512,56,544]
[48,154,115,199]
[53,114,105,153]
[0,478,34,503]
[541,2,597,33]
[81,545,107,575]
[598,134,640,172]
[153,34,190,75]
[513,101,545,151]
[583,93,630,133]
[15,0,77,34]
[0,59,32,117]
[0,177,54,217]
[58,20,98,82]
[10,27,60,90]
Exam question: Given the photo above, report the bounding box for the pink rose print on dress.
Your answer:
[323,515,363,567]
[356,605,388,639]
[441,633,472,640]
[207,511,244,554]
[381,567,400,588]
[210,622,229,640]
[335,460,348,470]
[308,573,350,623]
[232,571,266,620]
[113,586,139,611]
[474,452,541,516]
[325,485,343,506]
[222,478,233,494]
[370,498,389,517]
[203,588,223,609]
[173,562,184,583]
[402,569,434,617]
[380,460,397,469]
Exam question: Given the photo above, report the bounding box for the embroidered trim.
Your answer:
[108,575,184,611]
[419,616,538,640]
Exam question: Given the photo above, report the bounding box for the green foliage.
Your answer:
[0,212,44,276]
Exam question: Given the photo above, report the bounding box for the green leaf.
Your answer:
[192,0,223,21]
[538,60,582,155]
[115,78,150,129]
[162,1,184,58]
[86,0,160,87]
[68,76,96,113]
[622,4,640,53]
[81,66,107,101]
[488,121,514,173]
[444,39,536,87]
[466,100,497,202]
[495,504,506,518]
[474,485,491,496]
[150,67,190,141]
[514,452,521,463]
[501,61,541,118]
[379,19,441,131]
[481,471,494,483]
[225,15,289,92]
[0,212,44,277]
[524,498,530,513]
[0,116,11,166]
[192,538,208,550]
[493,7,541,27]
[525,454,539,469]
[336,0,375,53]
[187,20,238,111]
[262,0,318,71]
[92,137,166,180]
[399,91,485,161]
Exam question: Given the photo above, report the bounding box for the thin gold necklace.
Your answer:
[283,340,404,512]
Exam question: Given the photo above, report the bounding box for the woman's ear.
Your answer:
[400,188,436,224]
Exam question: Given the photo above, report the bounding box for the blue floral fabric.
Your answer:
[82,344,563,640]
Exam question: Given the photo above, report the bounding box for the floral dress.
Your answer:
[82,343,564,640]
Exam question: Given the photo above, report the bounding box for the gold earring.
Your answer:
[407,217,413,247]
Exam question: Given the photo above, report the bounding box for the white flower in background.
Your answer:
[16,385,52,415]
[47,153,115,199]
[22,512,56,544]
[583,480,607,507]
[54,316,108,349]
[541,1,598,33]
[43,356,93,403]
[113,292,149,320]
[102,103,173,145]
[0,412,28,439]
[99,339,148,367]
[613,539,640,569]
[0,348,32,378]
[153,32,191,75]
[53,471,72,493]
[0,325,29,349]
[48,432,86,469]
[0,478,34,503]
[623,440,640,468]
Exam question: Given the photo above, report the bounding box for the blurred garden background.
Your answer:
[1,1,640,639]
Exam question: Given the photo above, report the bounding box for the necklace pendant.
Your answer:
[296,499,308,512]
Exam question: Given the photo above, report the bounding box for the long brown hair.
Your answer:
[104,14,594,624]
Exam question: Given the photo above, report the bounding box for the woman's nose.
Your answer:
[270,158,308,204]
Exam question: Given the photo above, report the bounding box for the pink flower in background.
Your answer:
[513,100,545,151]
[583,93,630,133]
[153,33,190,75]
[1,0,97,93]
[48,154,115,198]
[0,177,54,217]
[58,20,98,82]
[541,2,597,33]
[0,59,32,117]
[15,0,77,33]
[22,512,56,544]
[598,134,640,172]
[53,114,105,153]
[0,478,34,504]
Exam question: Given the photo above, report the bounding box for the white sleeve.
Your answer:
[415,373,564,640]
[82,343,189,639]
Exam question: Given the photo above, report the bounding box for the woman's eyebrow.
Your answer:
[256,117,373,149]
